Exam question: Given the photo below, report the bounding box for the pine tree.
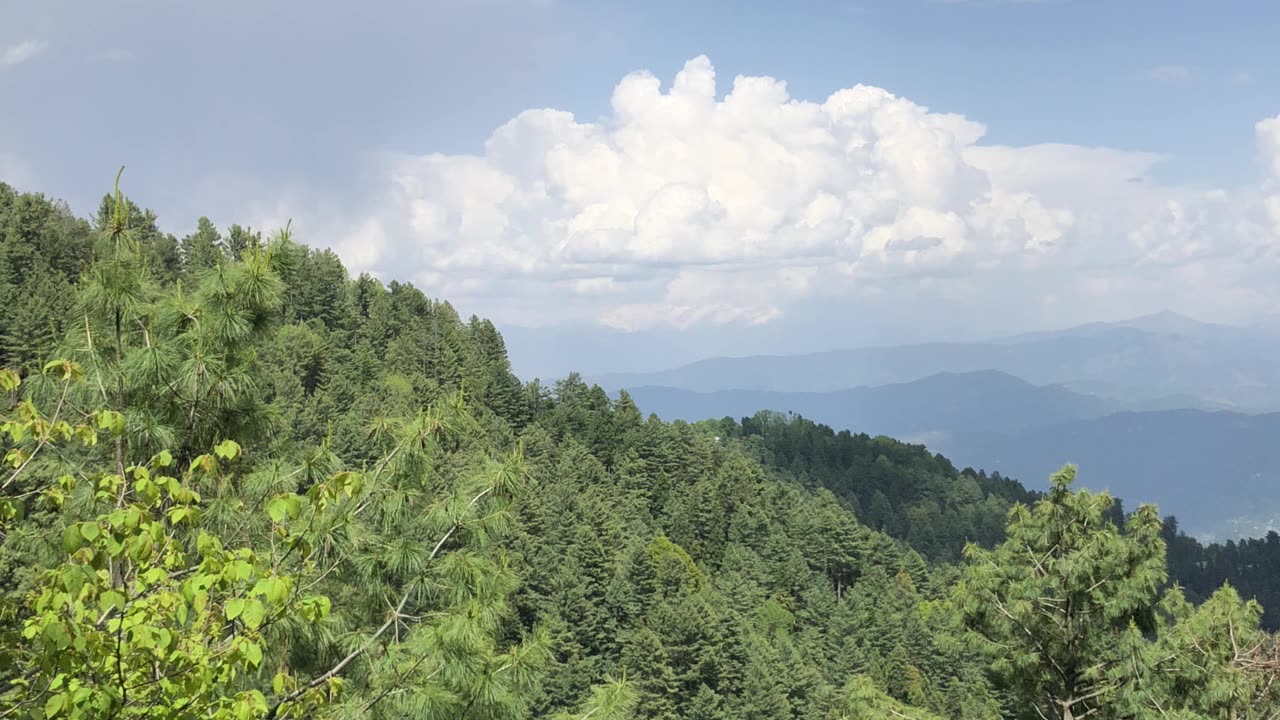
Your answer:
[957,465,1167,720]
[180,217,225,277]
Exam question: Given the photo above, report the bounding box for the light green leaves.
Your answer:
[243,641,263,667]
[9,434,337,719]
[265,494,301,524]
[95,409,126,436]
[224,596,265,628]
[241,600,265,630]
[215,439,242,461]
[98,591,125,615]
[62,525,84,554]
[151,449,174,468]
[41,359,82,381]
[253,577,289,605]
[0,368,20,392]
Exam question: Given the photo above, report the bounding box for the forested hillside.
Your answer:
[1,177,1278,719]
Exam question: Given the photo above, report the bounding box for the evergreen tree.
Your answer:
[180,217,225,276]
[957,465,1167,720]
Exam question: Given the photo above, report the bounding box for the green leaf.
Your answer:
[99,590,126,614]
[44,693,64,719]
[95,410,126,436]
[241,599,265,629]
[0,368,20,392]
[43,622,70,649]
[62,525,84,554]
[266,496,288,524]
[152,449,174,468]
[214,439,242,461]
[79,523,99,542]
[190,454,218,475]
[42,359,81,381]
[243,641,263,667]
[225,597,246,621]
[333,471,363,497]
[253,577,286,604]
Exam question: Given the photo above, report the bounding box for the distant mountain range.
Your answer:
[595,312,1280,411]
[600,313,1280,539]
[931,410,1280,541]
[623,370,1195,439]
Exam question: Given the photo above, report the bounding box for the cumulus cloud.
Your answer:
[316,57,1280,331]
[1259,115,1280,237]
[1,40,45,69]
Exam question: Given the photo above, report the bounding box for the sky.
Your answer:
[3,0,1280,378]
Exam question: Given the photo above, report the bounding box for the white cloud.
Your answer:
[1258,116,1280,179]
[1,40,45,69]
[307,57,1280,331]
[1259,115,1280,237]
[1145,65,1193,84]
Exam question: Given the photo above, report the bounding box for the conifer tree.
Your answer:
[957,464,1168,720]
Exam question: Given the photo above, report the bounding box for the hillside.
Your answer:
[615,373,1278,538]
[0,179,1277,718]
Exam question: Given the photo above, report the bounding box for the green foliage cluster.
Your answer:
[707,411,1039,561]
[0,177,1276,719]
[1167,522,1280,631]
[713,410,1280,634]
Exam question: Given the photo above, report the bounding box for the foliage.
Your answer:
[958,465,1279,719]
[0,175,1276,719]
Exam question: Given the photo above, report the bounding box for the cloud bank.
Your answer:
[296,56,1279,331]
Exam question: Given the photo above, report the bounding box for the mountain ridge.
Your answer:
[593,313,1280,410]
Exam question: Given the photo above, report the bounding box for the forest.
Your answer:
[1,175,1278,719]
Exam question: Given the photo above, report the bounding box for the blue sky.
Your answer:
[589,0,1277,186]
[3,0,1280,377]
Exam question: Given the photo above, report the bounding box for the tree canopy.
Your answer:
[0,176,1276,718]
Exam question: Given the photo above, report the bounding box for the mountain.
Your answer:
[594,313,1280,411]
[928,409,1280,540]
[623,370,1114,439]
[992,310,1232,343]
[620,370,1277,538]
